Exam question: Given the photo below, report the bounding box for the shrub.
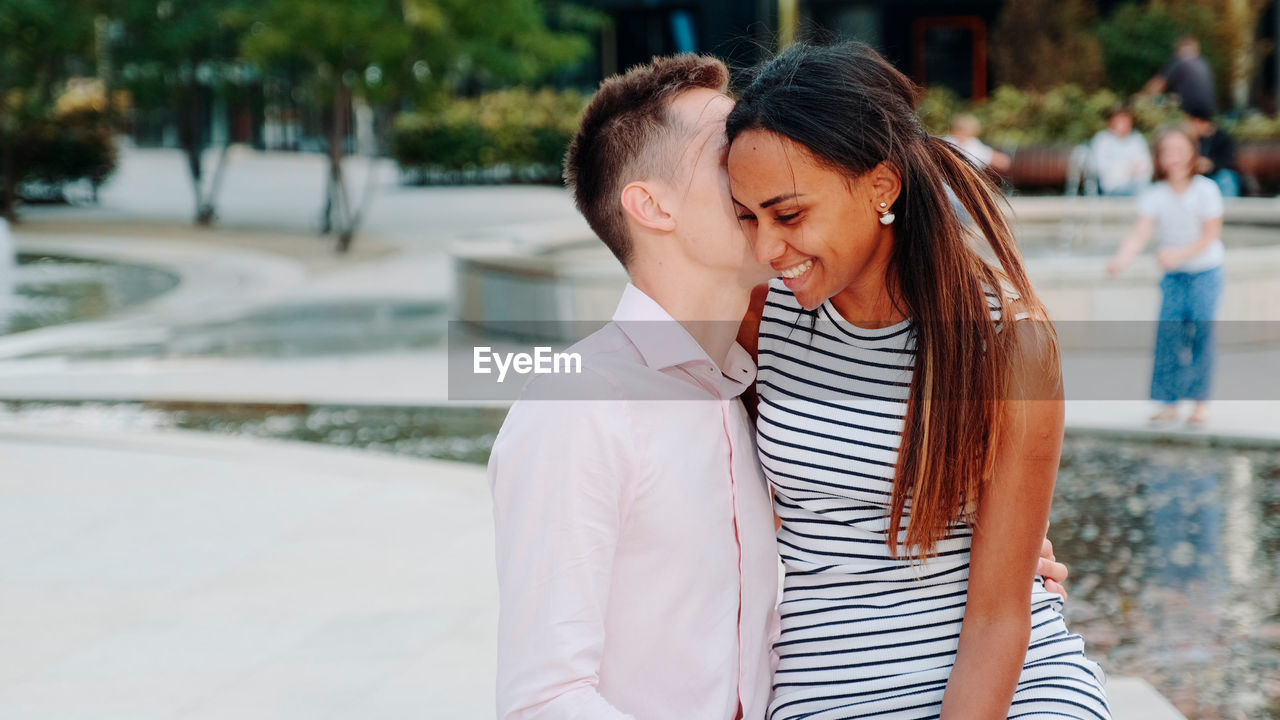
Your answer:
[919,84,1187,149]
[917,86,963,138]
[1223,112,1280,142]
[1,107,117,205]
[391,88,588,184]
[19,108,118,188]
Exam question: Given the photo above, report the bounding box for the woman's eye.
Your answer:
[777,212,801,223]
[736,213,757,222]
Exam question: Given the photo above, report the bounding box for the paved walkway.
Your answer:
[19,146,581,252]
[0,424,1180,719]
[0,425,496,719]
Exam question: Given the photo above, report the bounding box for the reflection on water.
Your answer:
[24,298,449,361]
[0,401,1274,718]
[1,254,178,334]
[1053,438,1279,719]
[0,401,506,465]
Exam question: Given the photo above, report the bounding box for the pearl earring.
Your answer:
[878,202,895,226]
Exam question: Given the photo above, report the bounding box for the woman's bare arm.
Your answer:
[940,323,1065,719]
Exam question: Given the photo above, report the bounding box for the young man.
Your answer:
[488,54,1068,720]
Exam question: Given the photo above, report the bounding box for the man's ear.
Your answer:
[620,181,676,233]
[869,162,903,209]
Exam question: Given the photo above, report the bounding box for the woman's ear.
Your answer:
[620,181,676,233]
[869,162,903,209]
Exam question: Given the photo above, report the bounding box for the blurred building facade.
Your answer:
[581,0,1142,100]
[125,0,1280,151]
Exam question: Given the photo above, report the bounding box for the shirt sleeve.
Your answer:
[968,139,996,167]
[489,394,637,720]
[1137,186,1159,218]
[1199,178,1225,220]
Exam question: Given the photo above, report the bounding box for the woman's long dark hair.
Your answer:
[727,41,1058,558]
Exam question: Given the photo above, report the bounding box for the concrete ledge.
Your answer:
[1108,677,1188,720]
[2,235,308,360]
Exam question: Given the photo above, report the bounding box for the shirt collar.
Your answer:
[612,283,756,398]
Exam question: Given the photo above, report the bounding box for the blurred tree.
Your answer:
[0,0,100,220]
[990,0,1106,92]
[239,0,594,252]
[111,0,245,225]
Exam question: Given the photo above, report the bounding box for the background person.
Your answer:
[1107,126,1225,427]
[1090,105,1153,196]
[943,112,1012,173]
[1144,35,1217,119]
[1188,110,1242,197]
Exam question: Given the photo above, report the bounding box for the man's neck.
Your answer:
[630,270,753,369]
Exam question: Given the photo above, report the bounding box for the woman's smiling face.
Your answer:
[727,128,896,311]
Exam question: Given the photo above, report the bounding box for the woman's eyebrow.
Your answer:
[761,192,803,208]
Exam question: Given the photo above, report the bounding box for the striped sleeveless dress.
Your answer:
[757,279,1110,720]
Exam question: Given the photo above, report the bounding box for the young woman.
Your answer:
[1108,127,1225,427]
[727,43,1110,719]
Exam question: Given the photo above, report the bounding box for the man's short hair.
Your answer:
[563,54,730,267]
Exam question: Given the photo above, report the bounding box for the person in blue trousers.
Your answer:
[1108,126,1225,427]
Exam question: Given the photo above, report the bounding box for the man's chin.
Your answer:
[743,264,779,286]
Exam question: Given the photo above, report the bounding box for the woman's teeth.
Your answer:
[779,259,814,279]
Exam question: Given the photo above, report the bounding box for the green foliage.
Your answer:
[984,85,1118,147]
[1223,111,1280,142]
[238,0,594,105]
[4,105,117,188]
[113,0,245,106]
[391,88,587,183]
[0,0,99,104]
[0,0,103,213]
[920,84,1188,149]
[917,86,962,138]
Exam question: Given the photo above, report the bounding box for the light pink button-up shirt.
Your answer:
[489,284,780,720]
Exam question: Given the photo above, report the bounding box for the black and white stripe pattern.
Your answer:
[759,279,1110,720]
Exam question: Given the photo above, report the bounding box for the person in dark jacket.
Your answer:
[1188,111,1241,197]
[1144,35,1216,119]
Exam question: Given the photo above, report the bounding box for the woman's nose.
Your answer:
[752,225,787,265]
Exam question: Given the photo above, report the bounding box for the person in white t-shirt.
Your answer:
[943,113,1011,172]
[1108,126,1225,427]
[1090,106,1152,196]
